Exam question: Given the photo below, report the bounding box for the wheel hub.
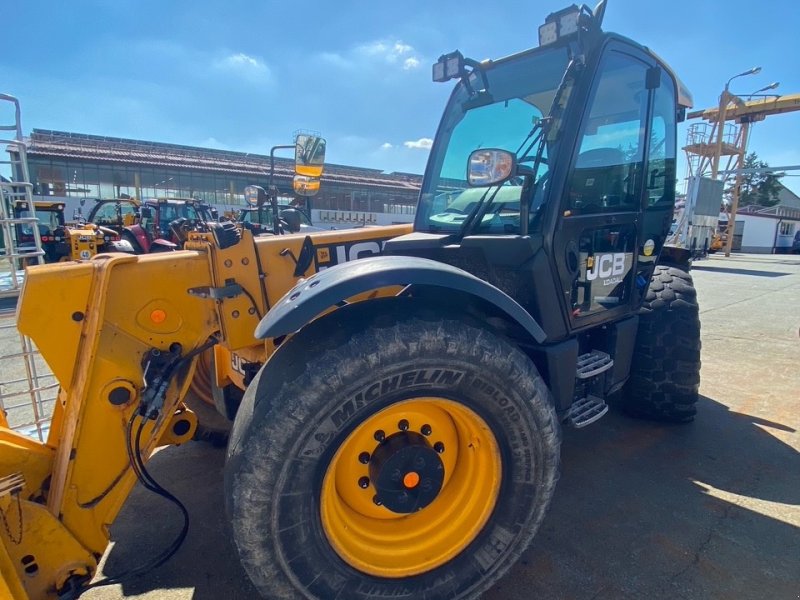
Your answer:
[320,397,502,578]
[369,432,444,513]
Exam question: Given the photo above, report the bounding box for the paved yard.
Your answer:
[5,254,799,599]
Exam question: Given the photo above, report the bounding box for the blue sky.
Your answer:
[2,0,799,194]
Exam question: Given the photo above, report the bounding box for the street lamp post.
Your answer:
[711,67,760,179]
[748,82,780,99]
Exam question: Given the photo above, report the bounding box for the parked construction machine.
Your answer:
[86,197,217,254]
[0,3,702,599]
[12,200,132,263]
[237,201,319,235]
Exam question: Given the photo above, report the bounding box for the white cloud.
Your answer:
[324,39,422,72]
[358,41,389,56]
[213,52,271,84]
[404,137,433,150]
[380,142,393,149]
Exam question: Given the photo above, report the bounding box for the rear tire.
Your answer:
[225,300,560,600]
[624,264,701,422]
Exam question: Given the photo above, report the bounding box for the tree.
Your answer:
[727,152,784,208]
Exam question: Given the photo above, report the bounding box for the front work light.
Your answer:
[432,51,465,83]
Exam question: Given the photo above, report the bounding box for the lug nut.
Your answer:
[372,495,382,506]
[434,442,445,454]
[358,452,370,464]
[421,424,432,436]
[374,430,385,443]
[358,476,370,489]
[398,419,409,431]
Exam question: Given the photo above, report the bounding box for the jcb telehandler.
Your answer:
[0,3,701,599]
[11,200,133,263]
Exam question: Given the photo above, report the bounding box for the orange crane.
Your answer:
[684,93,800,255]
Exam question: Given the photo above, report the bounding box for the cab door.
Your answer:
[551,44,662,332]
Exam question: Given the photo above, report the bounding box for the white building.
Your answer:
[721,185,800,253]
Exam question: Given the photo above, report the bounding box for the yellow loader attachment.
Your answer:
[0,223,410,599]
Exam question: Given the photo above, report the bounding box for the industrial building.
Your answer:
[720,185,800,253]
[15,129,422,226]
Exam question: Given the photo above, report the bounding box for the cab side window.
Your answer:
[92,203,118,225]
[567,52,648,214]
[646,73,677,208]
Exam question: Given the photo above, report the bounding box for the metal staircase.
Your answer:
[0,93,44,298]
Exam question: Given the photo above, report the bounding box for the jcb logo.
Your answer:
[586,253,627,281]
[231,352,245,376]
[314,239,392,271]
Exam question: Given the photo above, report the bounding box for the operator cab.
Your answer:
[386,2,692,343]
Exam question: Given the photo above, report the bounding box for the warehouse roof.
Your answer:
[24,129,422,193]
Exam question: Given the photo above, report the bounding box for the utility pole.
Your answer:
[723,120,750,256]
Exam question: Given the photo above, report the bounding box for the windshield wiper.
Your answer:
[455,56,582,239]
[455,185,503,240]
[455,119,545,240]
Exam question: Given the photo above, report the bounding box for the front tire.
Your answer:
[225,301,560,600]
[624,264,701,422]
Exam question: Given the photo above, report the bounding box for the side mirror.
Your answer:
[140,206,154,219]
[467,148,516,186]
[295,135,326,178]
[280,209,302,233]
[293,175,320,197]
[244,185,269,207]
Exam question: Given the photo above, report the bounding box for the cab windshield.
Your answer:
[417,46,570,234]
[17,208,63,237]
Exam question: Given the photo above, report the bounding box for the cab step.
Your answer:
[564,395,608,428]
[576,350,614,379]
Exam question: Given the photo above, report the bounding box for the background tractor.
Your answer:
[1,3,702,600]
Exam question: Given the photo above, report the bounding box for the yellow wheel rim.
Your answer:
[320,397,502,578]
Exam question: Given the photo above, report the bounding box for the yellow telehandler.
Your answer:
[1,3,701,599]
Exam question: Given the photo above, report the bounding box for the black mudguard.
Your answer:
[658,245,692,269]
[254,255,547,342]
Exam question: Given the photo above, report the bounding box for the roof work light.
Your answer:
[538,1,607,46]
[432,51,466,83]
[538,5,583,46]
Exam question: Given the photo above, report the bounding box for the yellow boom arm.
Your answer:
[0,224,410,599]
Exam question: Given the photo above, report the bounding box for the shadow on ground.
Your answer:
[93,394,799,600]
